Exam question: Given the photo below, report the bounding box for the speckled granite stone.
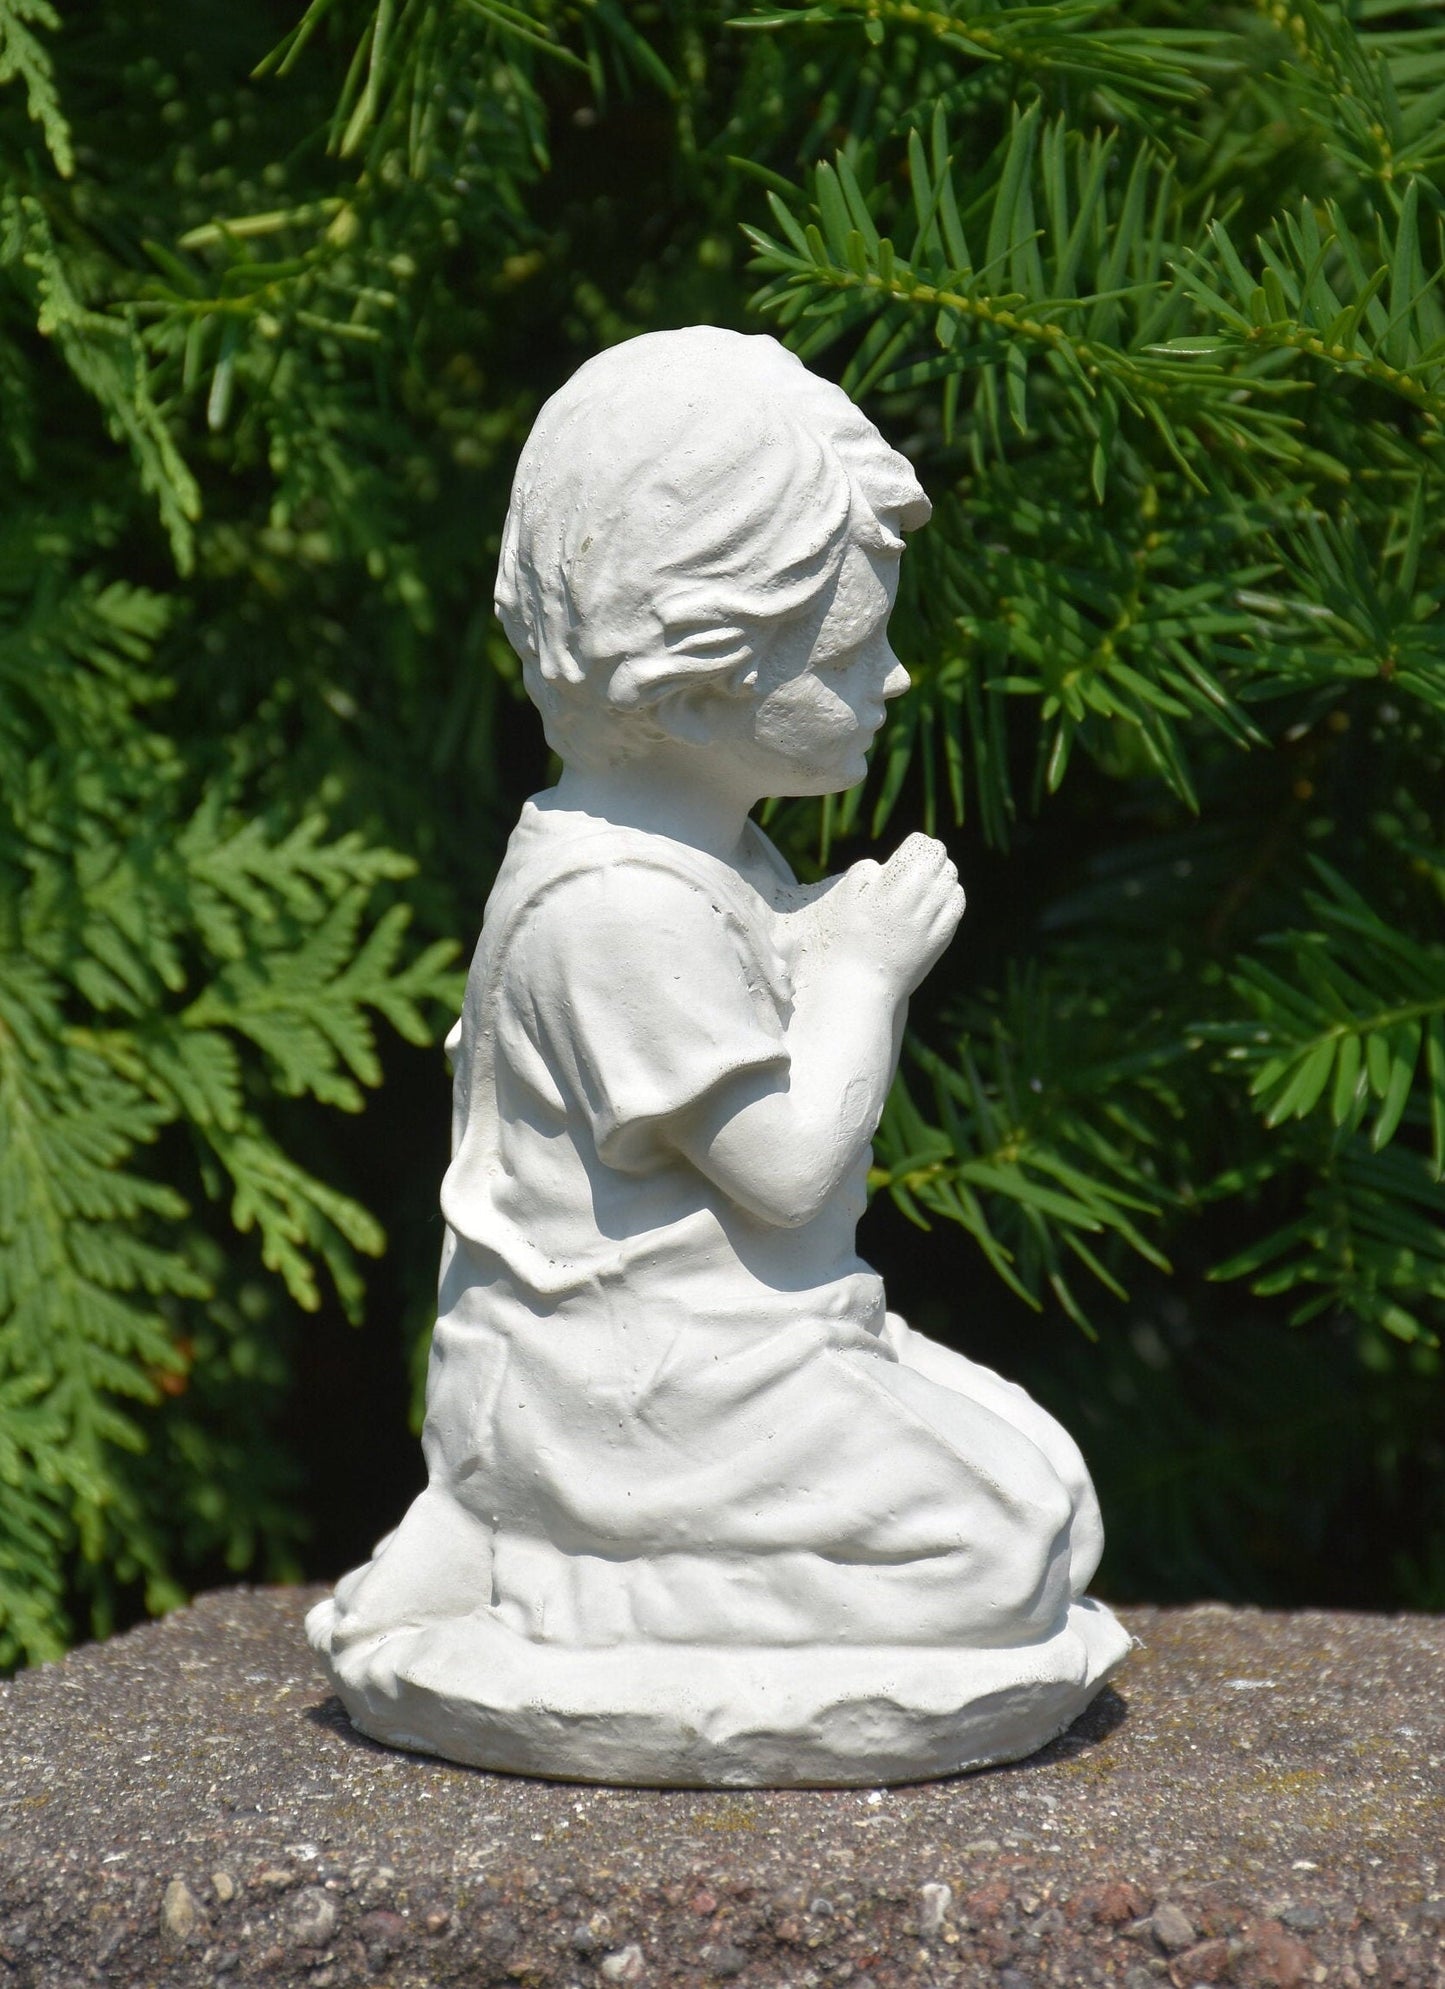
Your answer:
[1,1587,1441,1987]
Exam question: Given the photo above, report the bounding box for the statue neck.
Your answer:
[553,754,758,867]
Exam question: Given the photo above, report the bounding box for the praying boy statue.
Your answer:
[307,327,1130,1785]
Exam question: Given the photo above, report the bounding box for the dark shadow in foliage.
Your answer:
[869,1185,1445,1613]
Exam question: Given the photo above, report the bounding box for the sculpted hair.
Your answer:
[494,327,931,766]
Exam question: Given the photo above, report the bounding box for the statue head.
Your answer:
[494,327,930,774]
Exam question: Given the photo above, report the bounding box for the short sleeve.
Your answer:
[510,861,789,1172]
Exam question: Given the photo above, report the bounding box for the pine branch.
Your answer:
[0,962,201,1662]
[0,1442,68,1666]
[204,1122,385,1320]
[746,112,1310,487]
[1211,1136,1445,1346]
[874,968,1178,1328]
[0,195,200,566]
[184,893,457,1110]
[1231,488,1445,727]
[1166,187,1445,426]
[732,0,1231,106]
[0,531,462,1658]
[1205,861,1445,1175]
[1253,0,1445,185]
[0,0,71,176]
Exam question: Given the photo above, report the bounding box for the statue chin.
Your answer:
[307,327,1131,1787]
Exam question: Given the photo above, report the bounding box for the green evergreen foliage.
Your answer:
[733,0,1445,1595]
[1,0,1441,1657]
[0,4,467,1664]
[738,0,1445,1361]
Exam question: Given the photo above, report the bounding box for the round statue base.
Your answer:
[305,1594,1132,1788]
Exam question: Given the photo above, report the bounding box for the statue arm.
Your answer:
[671,835,964,1229]
[669,955,903,1229]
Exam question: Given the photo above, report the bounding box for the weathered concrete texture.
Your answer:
[0,1589,1441,1989]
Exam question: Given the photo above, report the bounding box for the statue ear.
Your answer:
[611,623,761,746]
[609,623,749,704]
[647,677,737,748]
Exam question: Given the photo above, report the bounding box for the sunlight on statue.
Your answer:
[307,327,1131,1785]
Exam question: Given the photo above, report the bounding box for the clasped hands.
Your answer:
[791,832,966,1004]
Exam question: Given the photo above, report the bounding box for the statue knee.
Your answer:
[980,1463,1076,1632]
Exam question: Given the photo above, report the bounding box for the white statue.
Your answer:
[307,327,1130,1785]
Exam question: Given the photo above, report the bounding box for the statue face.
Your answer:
[739,534,909,797]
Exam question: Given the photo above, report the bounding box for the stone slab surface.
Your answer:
[0,1587,1441,1989]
